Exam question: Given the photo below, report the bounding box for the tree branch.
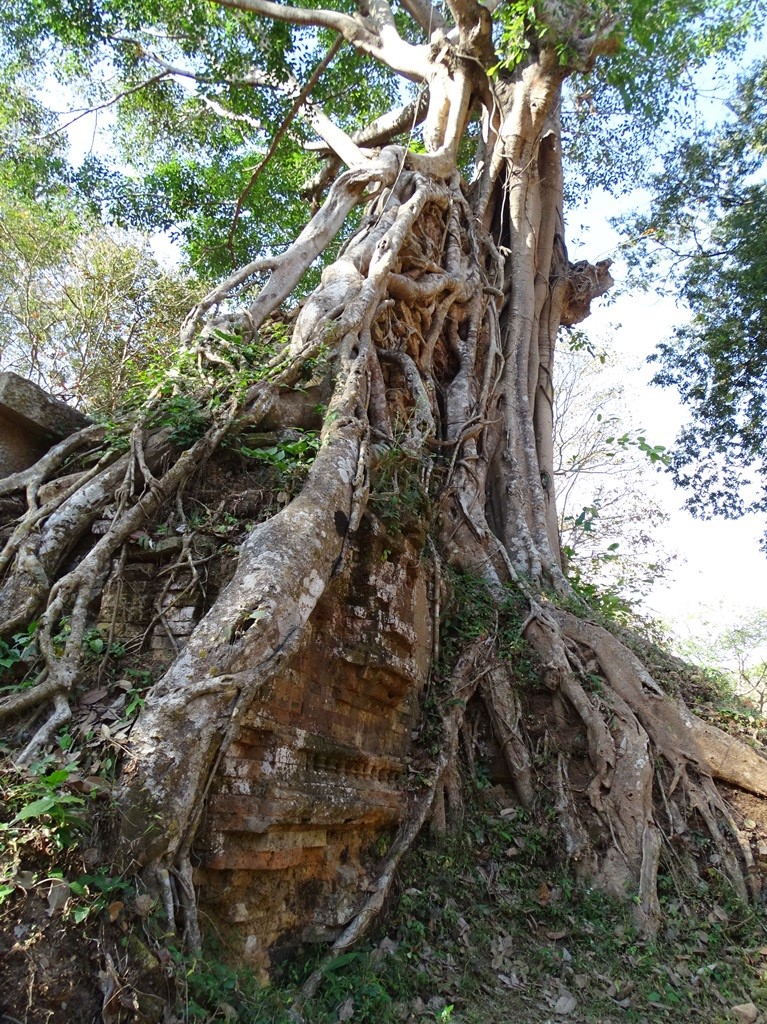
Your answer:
[400,0,447,34]
[304,90,429,152]
[225,36,344,258]
[208,0,430,81]
[208,0,363,35]
[44,72,171,138]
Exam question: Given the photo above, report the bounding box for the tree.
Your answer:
[553,338,674,610]
[0,202,201,411]
[676,606,767,715]
[1,0,767,989]
[621,59,767,543]
[0,71,202,412]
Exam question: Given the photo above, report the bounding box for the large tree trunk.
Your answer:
[2,0,766,974]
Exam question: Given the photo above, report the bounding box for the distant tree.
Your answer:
[677,607,767,715]
[0,199,200,412]
[0,70,201,412]
[553,337,673,608]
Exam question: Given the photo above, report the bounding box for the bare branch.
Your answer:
[399,0,447,34]
[44,72,171,138]
[199,95,263,129]
[304,90,429,152]
[209,0,361,34]
[304,103,369,168]
[225,36,344,257]
[208,0,430,81]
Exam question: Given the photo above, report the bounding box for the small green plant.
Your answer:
[82,628,125,662]
[0,760,89,879]
[369,444,429,536]
[0,621,39,692]
[67,870,133,923]
[239,430,320,472]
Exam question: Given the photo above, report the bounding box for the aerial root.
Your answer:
[479,665,534,807]
[16,692,72,766]
[539,607,767,915]
[511,603,758,926]
[553,608,767,798]
[0,406,241,757]
[0,423,106,500]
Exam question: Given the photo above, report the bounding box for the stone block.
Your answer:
[0,372,90,477]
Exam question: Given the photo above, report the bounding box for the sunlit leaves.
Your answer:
[0,188,200,411]
[0,0,401,276]
[624,60,767,537]
[562,0,766,201]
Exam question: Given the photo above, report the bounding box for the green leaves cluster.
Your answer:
[1,0,400,277]
[563,0,766,201]
[624,59,767,539]
[0,760,88,869]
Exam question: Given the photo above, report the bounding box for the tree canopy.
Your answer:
[623,58,767,542]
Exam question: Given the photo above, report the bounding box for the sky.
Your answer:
[570,187,766,644]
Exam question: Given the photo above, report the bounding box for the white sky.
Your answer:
[570,187,766,638]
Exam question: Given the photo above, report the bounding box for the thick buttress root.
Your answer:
[517,606,767,927]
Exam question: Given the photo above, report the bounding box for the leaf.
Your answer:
[323,951,362,974]
[12,795,56,821]
[108,900,124,922]
[553,992,577,1015]
[337,997,354,1021]
[80,687,109,704]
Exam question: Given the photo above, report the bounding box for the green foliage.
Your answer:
[0,189,201,412]
[492,1,570,74]
[0,759,88,867]
[562,0,765,202]
[239,430,320,471]
[565,561,636,623]
[439,569,539,687]
[0,0,400,277]
[621,59,767,543]
[0,621,39,688]
[0,67,71,200]
[369,445,430,537]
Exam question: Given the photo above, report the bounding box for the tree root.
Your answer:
[554,608,767,798]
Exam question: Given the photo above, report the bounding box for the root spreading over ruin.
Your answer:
[1,0,767,993]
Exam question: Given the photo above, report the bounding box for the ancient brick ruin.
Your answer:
[0,371,89,477]
[100,517,431,976]
[0,373,434,974]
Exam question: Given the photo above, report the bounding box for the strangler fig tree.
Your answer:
[1,0,767,962]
